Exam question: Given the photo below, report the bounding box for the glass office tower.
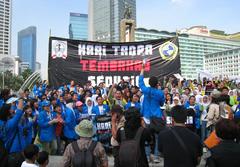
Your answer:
[69,13,88,40]
[18,26,36,71]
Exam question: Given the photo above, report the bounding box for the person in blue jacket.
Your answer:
[83,97,94,116]
[63,100,78,148]
[124,94,141,110]
[0,98,24,153]
[139,62,165,123]
[19,105,36,150]
[92,96,110,116]
[0,89,10,108]
[67,80,77,93]
[139,62,165,162]
[74,101,90,123]
[38,100,58,154]
[184,95,202,135]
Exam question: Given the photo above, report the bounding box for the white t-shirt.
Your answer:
[98,105,104,115]
[130,102,135,107]
[21,161,38,167]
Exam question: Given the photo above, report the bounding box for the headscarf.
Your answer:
[85,97,93,115]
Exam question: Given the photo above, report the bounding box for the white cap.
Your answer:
[173,96,180,101]
[6,97,19,104]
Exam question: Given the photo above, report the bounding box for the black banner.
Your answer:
[48,37,180,87]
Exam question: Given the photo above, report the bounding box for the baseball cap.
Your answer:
[41,100,50,107]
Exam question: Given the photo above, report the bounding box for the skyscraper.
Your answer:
[18,26,37,72]
[88,0,136,42]
[0,0,12,56]
[69,13,88,40]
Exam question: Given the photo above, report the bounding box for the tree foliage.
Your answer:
[21,68,32,80]
[0,69,33,91]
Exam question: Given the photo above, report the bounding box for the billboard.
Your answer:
[48,37,180,87]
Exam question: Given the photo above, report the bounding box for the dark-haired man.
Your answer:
[116,108,154,167]
[206,119,240,167]
[158,105,202,167]
[139,63,165,125]
[92,96,110,116]
[108,86,127,109]
[139,62,165,162]
[21,144,39,167]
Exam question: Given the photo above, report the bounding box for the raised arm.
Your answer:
[139,63,148,93]
[6,99,24,130]
[108,84,116,105]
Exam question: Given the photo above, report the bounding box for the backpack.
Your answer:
[71,141,97,167]
[119,127,144,167]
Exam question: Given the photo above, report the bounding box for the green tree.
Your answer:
[21,68,33,80]
[0,70,24,91]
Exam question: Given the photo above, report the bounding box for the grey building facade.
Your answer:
[88,0,136,42]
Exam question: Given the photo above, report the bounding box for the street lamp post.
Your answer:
[0,62,5,89]
[2,71,4,89]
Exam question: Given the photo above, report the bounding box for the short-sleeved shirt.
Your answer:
[158,126,202,167]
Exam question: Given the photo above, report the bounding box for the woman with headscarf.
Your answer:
[83,97,93,117]
[165,96,181,126]
[200,95,210,143]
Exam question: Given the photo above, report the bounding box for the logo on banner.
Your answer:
[159,41,178,61]
[51,40,67,59]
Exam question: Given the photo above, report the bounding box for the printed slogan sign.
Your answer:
[48,37,180,87]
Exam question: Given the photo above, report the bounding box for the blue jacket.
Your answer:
[18,117,34,151]
[124,102,141,110]
[33,85,39,97]
[92,104,110,116]
[0,109,23,153]
[74,108,90,123]
[38,110,56,142]
[184,102,202,129]
[0,99,4,108]
[63,107,78,139]
[139,75,165,119]
[67,85,77,93]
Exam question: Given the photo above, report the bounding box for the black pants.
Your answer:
[0,140,8,167]
[7,152,25,167]
[148,118,166,154]
[112,146,120,167]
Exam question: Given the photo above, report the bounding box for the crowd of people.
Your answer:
[0,62,240,167]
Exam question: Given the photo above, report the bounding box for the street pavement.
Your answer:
[49,155,206,167]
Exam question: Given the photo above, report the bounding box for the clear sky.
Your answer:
[12,0,240,79]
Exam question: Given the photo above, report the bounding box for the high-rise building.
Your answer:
[135,26,240,79]
[35,61,41,71]
[205,48,240,79]
[19,62,30,73]
[0,0,12,56]
[18,26,37,71]
[69,13,88,40]
[88,0,136,42]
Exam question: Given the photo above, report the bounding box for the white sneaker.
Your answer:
[154,156,161,163]
[203,147,208,153]
[148,154,154,163]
